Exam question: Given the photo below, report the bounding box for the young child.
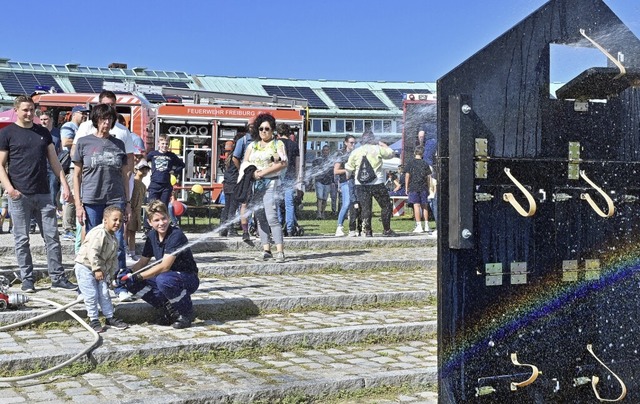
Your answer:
[74,205,129,332]
[146,134,185,207]
[404,145,433,234]
[121,200,199,329]
[127,159,150,260]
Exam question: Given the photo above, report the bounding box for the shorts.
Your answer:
[408,190,429,205]
[0,196,7,209]
[128,204,143,231]
[315,183,331,201]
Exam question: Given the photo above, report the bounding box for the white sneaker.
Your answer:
[413,223,424,233]
[348,230,358,237]
[118,291,134,302]
[335,226,345,237]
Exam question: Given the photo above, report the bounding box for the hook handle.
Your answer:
[586,344,627,402]
[579,29,626,79]
[510,353,540,391]
[579,170,615,218]
[502,168,537,217]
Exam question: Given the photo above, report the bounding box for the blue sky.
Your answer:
[5,0,639,83]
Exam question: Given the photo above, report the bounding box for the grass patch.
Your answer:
[179,191,435,235]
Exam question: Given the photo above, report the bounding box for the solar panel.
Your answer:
[382,88,432,108]
[262,85,328,108]
[69,76,120,93]
[0,72,63,95]
[136,79,189,88]
[321,87,387,110]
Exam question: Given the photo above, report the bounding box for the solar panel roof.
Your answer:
[263,85,328,108]
[0,72,64,95]
[322,87,387,110]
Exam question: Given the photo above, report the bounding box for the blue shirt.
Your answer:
[142,225,198,274]
[147,150,185,187]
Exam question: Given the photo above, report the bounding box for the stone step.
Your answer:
[0,231,436,259]
[0,269,435,324]
[0,305,436,371]
[0,336,438,403]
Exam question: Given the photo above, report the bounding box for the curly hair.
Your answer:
[251,113,276,141]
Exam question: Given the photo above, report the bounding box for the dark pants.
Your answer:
[220,190,239,233]
[128,271,200,316]
[355,183,392,233]
[48,171,59,209]
[148,185,173,207]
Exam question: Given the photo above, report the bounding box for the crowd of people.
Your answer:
[0,93,437,332]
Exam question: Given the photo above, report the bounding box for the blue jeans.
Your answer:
[9,193,65,283]
[83,203,127,270]
[276,181,297,233]
[75,263,114,320]
[337,182,351,226]
[254,180,284,247]
[128,271,200,316]
[428,194,438,223]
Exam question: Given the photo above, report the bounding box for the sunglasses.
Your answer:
[259,126,272,132]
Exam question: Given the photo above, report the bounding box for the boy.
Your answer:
[121,200,199,329]
[127,159,150,260]
[404,146,432,234]
[74,205,129,332]
[146,134,185,207]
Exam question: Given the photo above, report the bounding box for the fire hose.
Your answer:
[0,295,101,382]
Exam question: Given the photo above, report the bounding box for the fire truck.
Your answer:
[32,92,155,149]
[401,93,437,164]
[34,86,309,204]
[152,88,309,202]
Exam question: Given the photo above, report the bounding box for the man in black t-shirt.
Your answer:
[0,95,76,292]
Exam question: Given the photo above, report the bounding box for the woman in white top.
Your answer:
[243,113,288,262]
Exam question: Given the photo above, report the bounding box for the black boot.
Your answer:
[154,301,178,326]
[172,314,192,329]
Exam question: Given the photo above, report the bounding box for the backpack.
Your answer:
[58,150,71,175]
[357,154,377,184]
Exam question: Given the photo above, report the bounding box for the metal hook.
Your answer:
[579,29,626,80]
[510,353,540,391]
[579,170,615,218]
[502,168,537,217]
[586,344,627,402]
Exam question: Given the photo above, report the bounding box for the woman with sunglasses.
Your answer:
[243,113,288,262]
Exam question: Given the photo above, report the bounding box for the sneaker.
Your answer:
[51,278,78,290]
[62,231,75,241]
[383,229,398,237]
[413,224,424,233]
[118,291,134,302]
[348,230,358,237]
[365,230,373,237]
[172,314,192,329]
[242,231,250,242]
[128,251,141,261]
[275,251,285,263]
[90,319,104,333]
[335,226,345,237]
[106,317,129,330]
[255,251,273,261]
[21,280,36,293]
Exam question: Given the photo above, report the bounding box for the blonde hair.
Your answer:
[146,199,169,218]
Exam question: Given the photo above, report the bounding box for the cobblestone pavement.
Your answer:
[0,232,438,403]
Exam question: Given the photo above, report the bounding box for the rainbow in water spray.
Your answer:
[441,240,640,375]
